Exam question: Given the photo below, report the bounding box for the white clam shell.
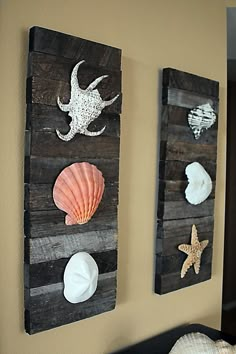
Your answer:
[63,252,98,304]
[185,162,212,205]
[169,333,236,354]
[188,103,216,139]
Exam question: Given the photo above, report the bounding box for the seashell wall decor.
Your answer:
[24,26,122,333]
[169,332,236,354]
[63,252,99,304]
[188,103,216,139]
[185,162,212,205]
[155,68,219,294]
[56,60,119,141]
[53,162,105,225]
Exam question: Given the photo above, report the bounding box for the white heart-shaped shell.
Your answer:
[188,103,216,139]
[63,252,98,304]
[185,162,212,205]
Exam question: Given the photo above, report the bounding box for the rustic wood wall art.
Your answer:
[24,26,122,334]
[155,68,219,295]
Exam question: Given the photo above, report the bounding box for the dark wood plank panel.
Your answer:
[24,182,118,212]
[156,216,214,239]
[24,207,117,238]
[159,160,216,181]
[27,76,122,114]
[156,232,213,256]
[25,272,116,334]
[155,263,212,295]
[168,124,218,145]
[29,52,122,85]
[29,27,121,71]
[25,156,119,184]
[26,229,117,264]
[25,250,117,288]
[162,68,219,98]
[156,247,212,275]
[158,199,214,220]
[30,132,120,159]
[161,141,217,162]
[27,104,120,137]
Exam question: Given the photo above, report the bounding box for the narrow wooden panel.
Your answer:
[163,87,218,112]
[30,132,120,159]
[24,208,117,238]
[157,216,214,239]
[25,272,116,334]
[30,27,121,71]
[26,229,117,264]
[25,182,118,211]
[155,264,212,295]
[25,156,119,184]
[25,27,122,332]
[161,141,217,163]
[29,52,122,86]
[27,76,122,113]
[158,199,214,220]
[156,247,212,275]
[162,68,219,98]
[27,104,120,137]
[156,232,213,256]
[25,250,117,288]
[155,68,218,294]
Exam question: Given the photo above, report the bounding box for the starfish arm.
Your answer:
[194,259,201,274]
[191,224,199,246]
[181,256,193,278]
[200,240,209,251]
[178,244,192,255]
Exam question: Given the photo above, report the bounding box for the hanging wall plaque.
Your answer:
[155,68,219,294]
[24,26,122,334]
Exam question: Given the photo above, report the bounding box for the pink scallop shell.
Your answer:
[53,162,105,225]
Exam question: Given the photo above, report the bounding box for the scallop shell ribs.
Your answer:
[53,162,105,225]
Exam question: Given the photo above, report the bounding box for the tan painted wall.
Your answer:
[0,0,228,353]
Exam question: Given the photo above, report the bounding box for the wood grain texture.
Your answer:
[155,68,219,295]
[25,272,116,334]
[29,27,121,71]
[25,27,121,333]
[25,250,117,288]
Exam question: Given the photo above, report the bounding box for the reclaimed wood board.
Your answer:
[24,26,122,334]
[155,68,219,295]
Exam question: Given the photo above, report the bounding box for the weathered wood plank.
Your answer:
[30,132,120,159]
[30,27,121,71]
[25,250,117,288]
[160,141,217,162]
[162,68,219,98]
[156,247,212,274]
[27,76,122,114]
[156,232,213,256]
[158,199,214,220]
[24,207,117,238]
[25,156,119,184]
[159,160,216,181]
[156,216,214,239]
[29,52,122,85]
[155,263,212,294]
[25,272,116,334]
[24,182,118,211]
[158,180,215,202]
[25,229,117,264]
[168,124,218,145]
[26,104,120,136]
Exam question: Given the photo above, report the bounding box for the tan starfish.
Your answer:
[178,224,209,278]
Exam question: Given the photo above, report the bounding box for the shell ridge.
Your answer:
[70,163,87,222]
